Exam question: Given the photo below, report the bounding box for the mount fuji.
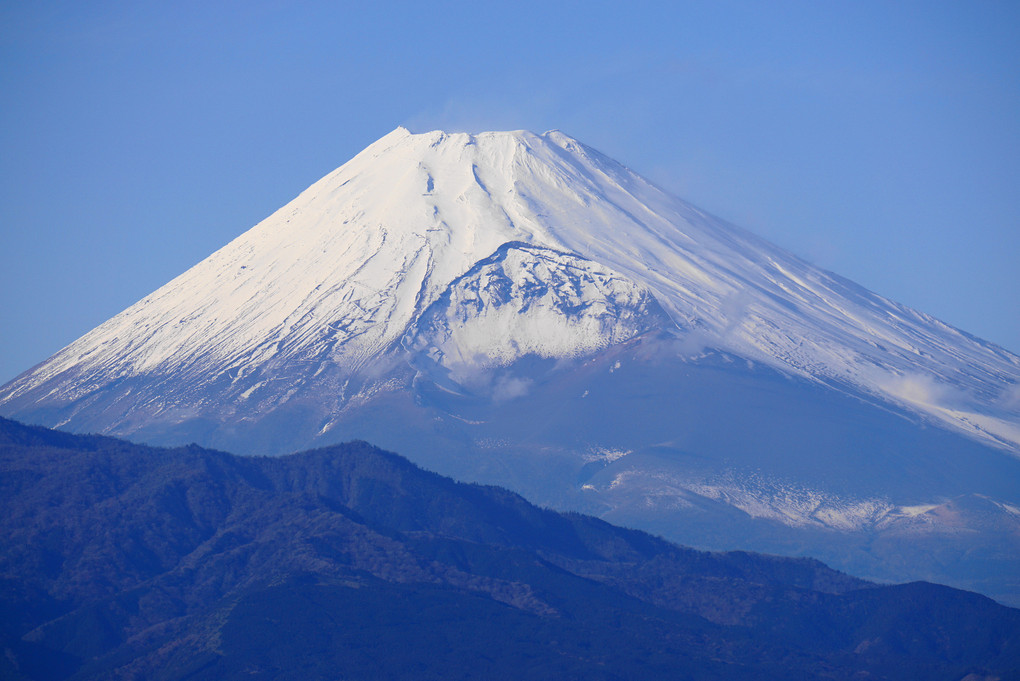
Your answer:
[3,127,1019,603]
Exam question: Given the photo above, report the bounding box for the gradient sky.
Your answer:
[2,0,1018,384]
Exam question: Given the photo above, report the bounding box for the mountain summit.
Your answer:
[2,128,1019,602]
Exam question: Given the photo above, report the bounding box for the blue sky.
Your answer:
[2,0,1018,383]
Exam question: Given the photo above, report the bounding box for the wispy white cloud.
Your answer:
[491,374,532,403]
[1001,383,1020,411]
[876,370,968,411]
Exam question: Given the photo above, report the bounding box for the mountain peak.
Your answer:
[2,126,1017,451]
[3,125,1019,603]
[382,126,585,158]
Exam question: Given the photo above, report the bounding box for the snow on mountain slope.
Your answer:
[405,241,671,383]
[2,127,1020,603]
[2,126,1017,453]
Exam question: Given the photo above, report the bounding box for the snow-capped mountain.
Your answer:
[3,127,1019,602]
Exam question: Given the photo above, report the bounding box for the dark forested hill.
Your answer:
[1,416,1017,680]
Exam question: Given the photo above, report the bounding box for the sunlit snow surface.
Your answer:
[4,127,1018,449]
[2,127,1019,601]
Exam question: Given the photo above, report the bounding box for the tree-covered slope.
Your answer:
[1,417,1017,680]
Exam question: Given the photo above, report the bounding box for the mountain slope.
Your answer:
[2,127,1017,451]
[1,127,1018,603]
[2,417,1018,681]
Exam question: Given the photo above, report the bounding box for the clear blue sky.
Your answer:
[2,0,1018,383]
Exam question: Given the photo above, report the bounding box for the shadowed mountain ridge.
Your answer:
[1,417,1018,680]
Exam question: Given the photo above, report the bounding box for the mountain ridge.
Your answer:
[2,416,1018,680]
